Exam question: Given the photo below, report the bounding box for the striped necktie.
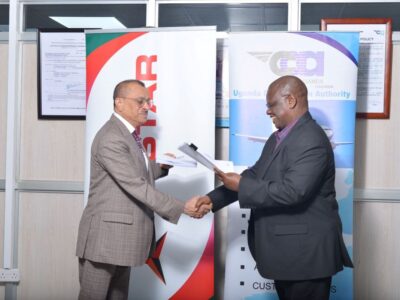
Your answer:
[132,131,145,152]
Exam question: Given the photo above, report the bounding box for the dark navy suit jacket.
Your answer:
[209,112,353,280]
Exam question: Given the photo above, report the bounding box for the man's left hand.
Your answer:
[214,168,241,192]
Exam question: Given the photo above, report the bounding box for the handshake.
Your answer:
[181,168,242,218]
[183,196,213,219]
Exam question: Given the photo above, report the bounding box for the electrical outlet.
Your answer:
[0,269,20,282]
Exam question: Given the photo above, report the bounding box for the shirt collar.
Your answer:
[275,115,302,144]
[113,112,136,134]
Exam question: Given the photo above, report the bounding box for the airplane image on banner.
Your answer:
[234,126,353,150]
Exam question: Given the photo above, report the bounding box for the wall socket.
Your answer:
[0,269,20,282]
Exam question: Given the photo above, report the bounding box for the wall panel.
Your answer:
[0,44,7,179]
[19,43,85,181]
[354,201,400,300]
[17,192,83,300]
[0,192,5,299]
[353,44,400,299]
[354,44,400,189]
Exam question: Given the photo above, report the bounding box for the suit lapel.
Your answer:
[128,135,149,177]
[257,136,280,177]
[110,115,149,177]
[275,112,312,151]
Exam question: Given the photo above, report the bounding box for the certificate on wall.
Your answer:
[37,28,86,119]
[321,18,392,119]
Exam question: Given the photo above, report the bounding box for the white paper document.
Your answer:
[178,143,219,171]
[214,160,234,173]
[156,154,197,168]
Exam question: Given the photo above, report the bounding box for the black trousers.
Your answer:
[275,277,332,300]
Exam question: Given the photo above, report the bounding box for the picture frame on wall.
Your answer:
[37,28,86,120]
[321,18,392,119]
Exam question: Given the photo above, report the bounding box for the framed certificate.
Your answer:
[321,18,392,119]
[37,28,86,119]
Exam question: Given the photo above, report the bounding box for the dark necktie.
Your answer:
[132,131,145,153]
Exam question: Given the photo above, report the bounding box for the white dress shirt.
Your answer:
[113,112,148,169]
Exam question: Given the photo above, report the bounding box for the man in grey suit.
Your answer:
[76,79,208,300]
[197,75,353,300]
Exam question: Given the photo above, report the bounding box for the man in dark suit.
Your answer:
[76,79,209,300]
[197,75,353,300]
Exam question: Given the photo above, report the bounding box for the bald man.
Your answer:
[76,79,209,300]
[198,76,353,300]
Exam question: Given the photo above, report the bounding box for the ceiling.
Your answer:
[1,2,400,32]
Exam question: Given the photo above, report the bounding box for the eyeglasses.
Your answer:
[122,97,153,107]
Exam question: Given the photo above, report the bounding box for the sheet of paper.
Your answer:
[178,143,218,171]
[214,160,234,173]
[156,154,197,168]
[39,32,86,116]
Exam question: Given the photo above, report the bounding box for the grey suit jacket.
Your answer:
[209,112,353,280]
[76,115,184,267]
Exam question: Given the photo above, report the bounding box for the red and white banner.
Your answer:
[84,27,216,299]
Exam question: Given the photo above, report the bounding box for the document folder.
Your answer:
[178,143,218,171]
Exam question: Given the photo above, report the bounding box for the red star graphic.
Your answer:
[146,232,167,284]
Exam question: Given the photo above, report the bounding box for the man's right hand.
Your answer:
[184,196,212,218]
[195,196,213,212]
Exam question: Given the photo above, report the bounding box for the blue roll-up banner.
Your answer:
[226,32,359,300]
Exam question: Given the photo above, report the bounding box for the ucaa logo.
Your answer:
[269,51,324,76]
